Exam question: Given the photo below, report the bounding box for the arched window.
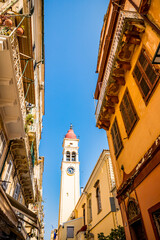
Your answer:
[66,151,70,161]
[72,152,76,161]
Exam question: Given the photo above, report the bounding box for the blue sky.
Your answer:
[40,0,109,239]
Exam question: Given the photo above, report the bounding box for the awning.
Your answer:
[6,193,40,229]
[0,186,26,239]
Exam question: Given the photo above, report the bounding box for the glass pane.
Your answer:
[140,78,150,97]
[145,64,157,85]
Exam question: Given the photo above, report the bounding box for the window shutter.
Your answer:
[110,197,116,212]
[111,118,123,158]
[67,226,74,238]
[145,64,157,85]
[140,78,150,97]
[133,49,159,102]
[120,90,138,136]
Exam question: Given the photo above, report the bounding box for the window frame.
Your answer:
[96,185,102,214]
[82,204,86,226]
[133,48,160,103]
[120,89,138,137]
[148,202,160,240]
[111,118,123,158]
[67,226,74,238]
[87,194,92,223]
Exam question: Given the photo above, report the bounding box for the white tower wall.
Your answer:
[58,128,80,227]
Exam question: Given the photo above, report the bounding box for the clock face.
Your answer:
[67,167,75,175]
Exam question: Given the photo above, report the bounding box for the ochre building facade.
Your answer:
[94,0,160,239]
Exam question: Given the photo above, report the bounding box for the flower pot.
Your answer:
[16,27,24,36]
[4,19,13,27]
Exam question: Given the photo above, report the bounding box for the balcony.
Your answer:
[0,21,26,139]
[27,112,38,164]
[10,136,34,204]
[95,11,145,130]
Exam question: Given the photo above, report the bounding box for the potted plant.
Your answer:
[25,114,34,133]
[4,18,13,27]
[16,25,24,36]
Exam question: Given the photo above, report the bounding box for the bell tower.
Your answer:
[58,125,80,226]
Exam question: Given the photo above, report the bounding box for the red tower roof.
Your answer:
[65,125,77,139]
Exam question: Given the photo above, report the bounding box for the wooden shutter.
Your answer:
[111,118,123,158]
[133,49,159,102]
[110,197,116,212]
[120,89,138,136]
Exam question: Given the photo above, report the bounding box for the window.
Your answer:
[83,204,86,225]
[72,152,76,161]
[111,118,123,158]
[96,186,102,213]
[66,151,70,161]
[87,195,92,223]
[67,226,74,238]
[0,130,6,160]
[152,208,160,237]
[13,183,20,200]
[2,160,13,191]
[148,202,160,239]
[120,89,138,136]
[133,49,159,102]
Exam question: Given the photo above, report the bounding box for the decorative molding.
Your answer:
[117,135,160,202]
